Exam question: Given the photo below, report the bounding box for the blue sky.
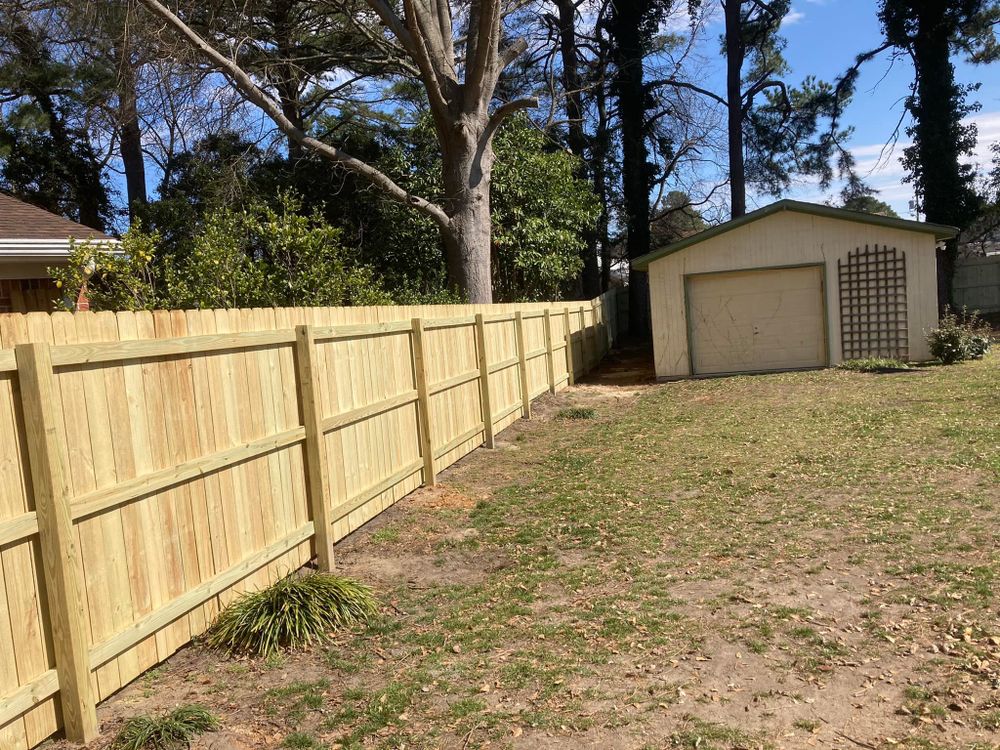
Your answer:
[116,2,998,225]
[733,0,1000,216]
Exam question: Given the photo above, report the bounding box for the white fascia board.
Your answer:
[0,238,120,260]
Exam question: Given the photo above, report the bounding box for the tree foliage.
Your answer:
[0,8,114,229]
[51,192,391,311]
[838,176,899,217]
[838,0,999,305]
[490,117,598,300]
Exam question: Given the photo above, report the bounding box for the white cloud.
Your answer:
[783,109,1000,217]
[781,9,806,26]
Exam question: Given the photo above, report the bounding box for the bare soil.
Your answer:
[49,346,1000,750]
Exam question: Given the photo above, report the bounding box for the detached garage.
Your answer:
[632,200,957,380]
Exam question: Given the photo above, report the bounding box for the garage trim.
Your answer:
[682,262,830,377]
[632,199,958,271]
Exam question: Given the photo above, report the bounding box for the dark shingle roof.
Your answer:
[0,192,113,241]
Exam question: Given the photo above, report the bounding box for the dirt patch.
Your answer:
[50,351,1000,750]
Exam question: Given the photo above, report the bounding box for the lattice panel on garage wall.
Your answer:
[838,244,908,360]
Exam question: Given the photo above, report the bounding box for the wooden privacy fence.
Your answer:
[0,289,623,749]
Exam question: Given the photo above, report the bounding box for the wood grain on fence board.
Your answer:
[0,291,622,750]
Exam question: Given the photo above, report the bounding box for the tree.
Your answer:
[966,142,1000,255]
[550,0,601,297]
[838,1,999,307]
[137,114,596,303]
[0,8,114,229]
[137,0,538,303]
[838,176,899,217]
[490,116,598,300]
[717,0,852,217]
[650,190,707,246]
[52,191,391,311]
[605,0,664,333]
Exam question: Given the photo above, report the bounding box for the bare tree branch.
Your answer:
[137,0,451,230]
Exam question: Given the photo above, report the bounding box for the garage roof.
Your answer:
[632,199,959,271]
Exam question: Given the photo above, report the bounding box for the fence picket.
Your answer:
[0,291,623,750]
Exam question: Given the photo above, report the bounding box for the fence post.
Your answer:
[563,307,575,386]
[580,305,590,373]
[514,311,531,419]
[474,313,496,448]
[294,325,335,572]
[543,309,556,394]
[410,318,436,485]
[15,342,98,743]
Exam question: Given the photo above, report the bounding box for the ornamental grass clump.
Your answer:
[109,705,218,750]
[206,572,378,656]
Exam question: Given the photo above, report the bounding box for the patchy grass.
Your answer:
[555,405,597,419]
[79,352,1000,750]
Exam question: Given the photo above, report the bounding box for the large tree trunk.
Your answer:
[137,0,534,307]
[909,0,964,310]
[724,0,746,219]
[555,0,600,298]
[594,51,612,292]
[609,0,652,335]
[118,57,147,220]
[440,121,494,303]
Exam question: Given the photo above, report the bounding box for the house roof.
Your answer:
[0,192,113,240]
[632,199,959,271]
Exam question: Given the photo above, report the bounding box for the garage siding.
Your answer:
[647,211,938,379]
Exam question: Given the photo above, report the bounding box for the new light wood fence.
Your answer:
[0,289,623,749]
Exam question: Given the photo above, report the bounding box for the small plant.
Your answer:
[206,572,378,656]
[556,406,596,420]
[110,705,218,750]
[838,357,910,372]
[281,731,325,749]
[926,307,993,364]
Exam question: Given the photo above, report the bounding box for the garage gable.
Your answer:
[632,199,957,271]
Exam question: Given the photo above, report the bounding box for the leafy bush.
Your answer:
[50,192,391,311]
[838,358,910,372]
[926,307,993,364]
[110,705,217,750]
[206,572,378,656]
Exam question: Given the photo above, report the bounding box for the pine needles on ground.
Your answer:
[109,705,218,750]
[206,572,378,656]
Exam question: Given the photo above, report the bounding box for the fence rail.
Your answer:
[0,289,623,749]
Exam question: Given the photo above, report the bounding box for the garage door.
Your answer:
[686,266,827,375]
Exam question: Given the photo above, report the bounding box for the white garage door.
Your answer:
[687,266,827,375]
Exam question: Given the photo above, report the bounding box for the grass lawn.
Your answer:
[76,352,999,750]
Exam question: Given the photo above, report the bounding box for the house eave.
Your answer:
[0,237,119,260]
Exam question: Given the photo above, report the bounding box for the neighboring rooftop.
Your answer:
[0,192,112,242]
[0,192,114,260]
[632,199,960,270]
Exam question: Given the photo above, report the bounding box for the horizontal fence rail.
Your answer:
[0,289,624,749]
